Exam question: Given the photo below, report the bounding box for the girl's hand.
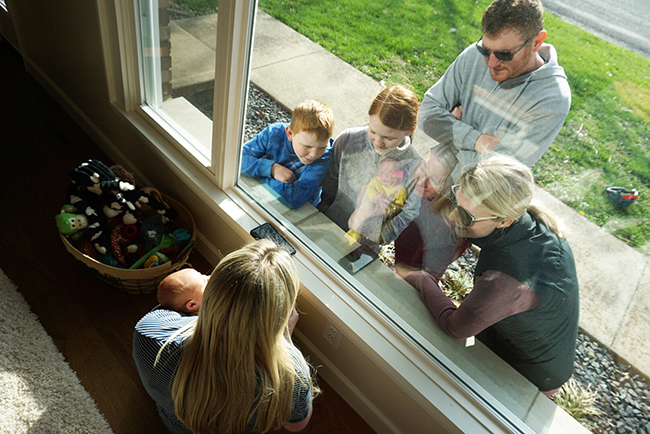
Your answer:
[372,193,390,213]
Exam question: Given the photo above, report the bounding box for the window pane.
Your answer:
[138,0,218,165]
[235,5,523,419]
[129,0,650,430]
[235,0,650,427]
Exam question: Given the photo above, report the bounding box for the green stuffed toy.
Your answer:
[55,205,89,240]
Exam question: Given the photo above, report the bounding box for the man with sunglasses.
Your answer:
[418,0,571,178]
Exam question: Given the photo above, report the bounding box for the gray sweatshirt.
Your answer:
[318,126,422,244]
[419,43,571,177]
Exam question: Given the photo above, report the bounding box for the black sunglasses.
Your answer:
[450,184,500,227]
[475,34,536,62]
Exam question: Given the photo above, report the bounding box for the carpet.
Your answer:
[0,269,114,433]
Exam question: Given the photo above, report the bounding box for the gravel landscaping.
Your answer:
[203,81,650,433]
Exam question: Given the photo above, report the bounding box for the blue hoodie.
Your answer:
[241,122,333,209]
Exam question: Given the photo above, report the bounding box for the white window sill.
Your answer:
[108,100,589,434]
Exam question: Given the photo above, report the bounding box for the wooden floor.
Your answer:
[0,39,376,434]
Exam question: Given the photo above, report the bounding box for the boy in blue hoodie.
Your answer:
[241,100,334,209]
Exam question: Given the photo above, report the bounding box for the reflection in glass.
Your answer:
[235,5,549,423]
[318,86,422,250]
[138,0,219,163]
[394,145,469,281]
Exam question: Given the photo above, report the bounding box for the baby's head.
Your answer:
[157,268,208,314]
[377,158,404,187]
[286,100,334,165]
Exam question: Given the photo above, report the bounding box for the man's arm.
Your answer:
[492,89,571,167]
[419,46,482,151]
[451,104,500,154]
[453,88,571,173]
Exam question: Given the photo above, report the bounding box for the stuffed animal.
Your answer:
[55,210,89,237]
[110,223,138,268]
[109,164,136,185]
[65,159,178,254]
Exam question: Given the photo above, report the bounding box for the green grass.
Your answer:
[258,0,650,255]
[168,0,650,253]
[259,0,485,96]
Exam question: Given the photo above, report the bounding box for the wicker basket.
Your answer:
[60,192,196,295]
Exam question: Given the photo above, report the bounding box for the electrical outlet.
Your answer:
[323,321,342,348]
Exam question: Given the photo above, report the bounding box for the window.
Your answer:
[233,8,537,430]
[105,0,602,432]
[136,0,219,167]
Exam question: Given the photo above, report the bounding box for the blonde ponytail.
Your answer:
[528,201,564,238]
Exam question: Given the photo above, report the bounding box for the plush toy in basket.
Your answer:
[56,159,196,294]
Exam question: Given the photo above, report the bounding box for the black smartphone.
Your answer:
[250,222,297,255]
[338,245,378,274]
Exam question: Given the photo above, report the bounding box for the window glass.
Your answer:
[134,0,650,428]
[235,3,528,419]
[137,0,218,165]
[235,0,649,423]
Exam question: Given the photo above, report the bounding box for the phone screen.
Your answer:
[338,246,377,274]
[249,223,297,255]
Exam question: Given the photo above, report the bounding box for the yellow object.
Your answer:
[144,255,159,268]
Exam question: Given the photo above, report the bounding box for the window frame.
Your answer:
[97,0,570,432]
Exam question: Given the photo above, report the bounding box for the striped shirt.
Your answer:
[132,307,312,433]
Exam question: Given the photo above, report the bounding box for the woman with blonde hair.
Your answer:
[133,239,317,433]
[405,155,579,396]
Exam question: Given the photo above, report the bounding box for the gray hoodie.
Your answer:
[318,126,422,244]
[419,43,571,177]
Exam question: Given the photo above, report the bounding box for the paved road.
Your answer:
[543,0,650,58]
